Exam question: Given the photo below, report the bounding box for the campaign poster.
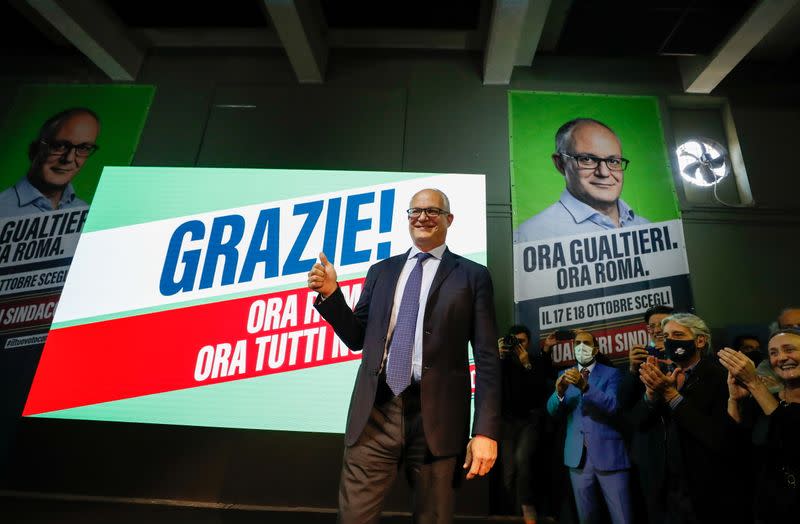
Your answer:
[0,84,154,350]
[23,168,487,433]
[509,91,693,366]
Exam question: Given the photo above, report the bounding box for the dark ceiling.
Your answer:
[556,1,756,57]
[107,0,271,28]
[1,0,797,83]
[318,1,484,30]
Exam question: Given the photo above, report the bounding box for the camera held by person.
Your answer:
[499,332,532,370]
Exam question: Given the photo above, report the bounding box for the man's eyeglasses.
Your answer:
[406,207,450,218]
[561,152,629,172]
[42,140,99,158]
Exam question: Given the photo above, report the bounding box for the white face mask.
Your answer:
[574,342,596,366]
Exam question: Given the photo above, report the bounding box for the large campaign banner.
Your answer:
[23,168,487,433]
[509,92,693,366]
[0,84,154,350]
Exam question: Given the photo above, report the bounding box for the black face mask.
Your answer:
[664,337,697,363]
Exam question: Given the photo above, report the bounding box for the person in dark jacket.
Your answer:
[720,327,800,524]
[630,312,751,524]
[496,324,555,523]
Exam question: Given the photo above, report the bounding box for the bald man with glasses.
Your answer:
[0,107,100,217]
[515,118,649,243]
[308,188,501,523]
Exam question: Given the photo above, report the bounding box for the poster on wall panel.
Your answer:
[23,168,487,433]
[0,84,155,350]
[509,91,693,367]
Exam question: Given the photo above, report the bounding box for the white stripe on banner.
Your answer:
[0,207,88,269]
[55,175,486,324]
[538,285,674,330]
[0,264,72,296]
[513,220,690,302]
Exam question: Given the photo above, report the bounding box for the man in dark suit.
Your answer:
[547,330,631,524]
[632,313,750,524]
[307,188,501,523]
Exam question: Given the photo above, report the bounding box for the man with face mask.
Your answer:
[631,313,750,524]
[547,330,631,524]
[732,334,764,366]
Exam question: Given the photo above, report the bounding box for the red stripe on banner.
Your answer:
[548,322,649,368]
[0,293,61,330]
[469,362,476,398]
[23,279,365,416]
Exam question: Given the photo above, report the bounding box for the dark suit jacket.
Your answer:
[315,247,501,457]
[627,357,751,524]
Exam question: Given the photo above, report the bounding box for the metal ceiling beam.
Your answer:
[484,0,531,85]
[514,0,553,66]
[263,0,328,84]
[680,0,800,94]
[537,0,572,53]
[748,0,800,61]
[25,0,144,81]
[136,28,281,48]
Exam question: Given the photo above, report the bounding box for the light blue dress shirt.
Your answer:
[0,177,87,218]
[515,189,649,243]
[385,243,446,381]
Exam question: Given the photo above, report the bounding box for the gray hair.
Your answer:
[410,188,451,212]
[661,313,713,351]
[554,118,617,154]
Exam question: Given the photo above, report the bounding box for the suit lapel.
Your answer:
[384,250,410,305]
[427,247,458,299]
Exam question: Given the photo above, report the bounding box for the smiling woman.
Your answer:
[719,328,800,523]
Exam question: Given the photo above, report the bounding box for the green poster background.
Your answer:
[509,91,680,230]
[0,84,155,204]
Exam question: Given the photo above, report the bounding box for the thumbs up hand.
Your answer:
[307,252,338,298]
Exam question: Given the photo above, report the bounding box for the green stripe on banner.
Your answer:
[463,251,487,265]
[84,168,435,233]
[31,360,360,433]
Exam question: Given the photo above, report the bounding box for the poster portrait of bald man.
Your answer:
[0,107,100,217]
[515,118,650,243]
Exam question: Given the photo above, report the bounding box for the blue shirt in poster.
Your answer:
[0,177,87,218]
[515,189,649,243]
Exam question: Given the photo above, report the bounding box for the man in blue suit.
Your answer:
[547,330,631,524]
[308,188,500,523]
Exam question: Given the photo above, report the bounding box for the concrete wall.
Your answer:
[128,49,800,333]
